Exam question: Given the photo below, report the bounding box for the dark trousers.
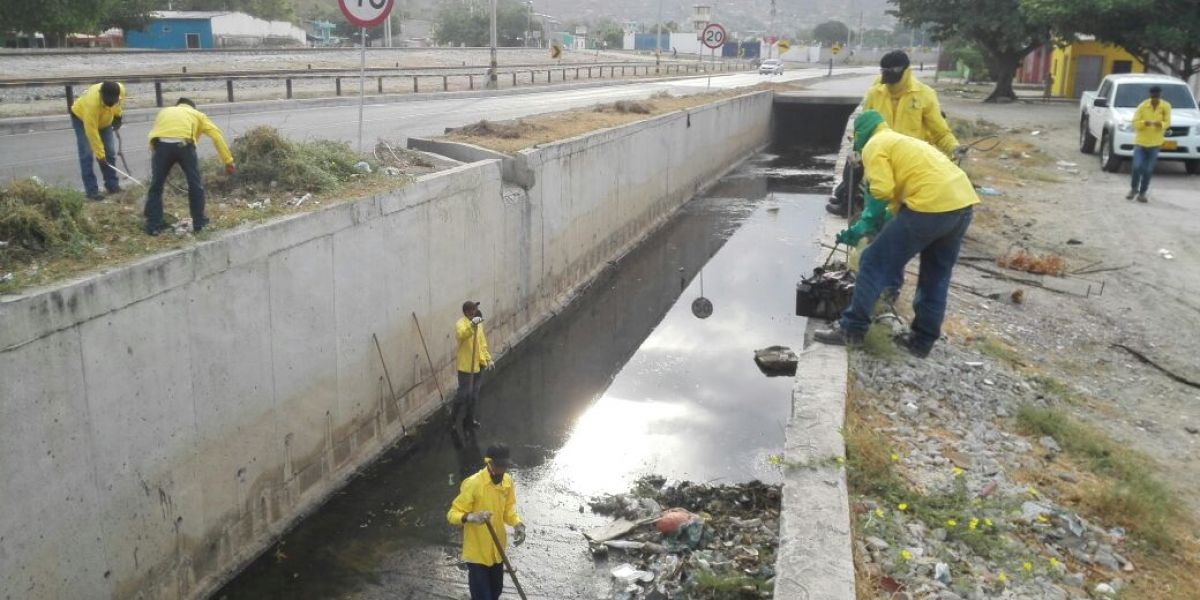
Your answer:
[1130,146,1160,194]
[451,370,483,425]
[467,562,504,600]
[145,141,206,232]
[70,116,119,196]
[841,206,973,352]
[831,161,865,207]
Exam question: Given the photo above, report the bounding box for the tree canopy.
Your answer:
[812,21,850,45]
[1023,0,1200,81]
[890,0,1048,102]
[434,0,542,48]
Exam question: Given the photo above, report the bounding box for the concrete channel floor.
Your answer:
[213,143,840,599]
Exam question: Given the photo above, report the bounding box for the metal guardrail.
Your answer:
[0,61,750,111]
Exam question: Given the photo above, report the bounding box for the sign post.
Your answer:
[829,42,842,77]
[339,0,395,153]
[701,23,725,90]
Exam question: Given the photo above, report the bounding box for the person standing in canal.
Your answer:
[447,443,526,600]
[452,300,493,430]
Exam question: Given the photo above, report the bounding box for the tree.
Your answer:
[433,0,542,47]
[890,0,1049,102]
[593,19,625,50]
[0,0,156,46]
[1023,0,1200,82]
[812,20,850,46]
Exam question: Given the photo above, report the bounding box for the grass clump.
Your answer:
[594,99,652,114]
[448,119,540,140]
[950,116,1001,140]
[223,126,372,193]
[997,249,1068,276]
[977,336,1024,367]
[1016,404,1180,548]
[692,571,772,597]
[0,178,90,254]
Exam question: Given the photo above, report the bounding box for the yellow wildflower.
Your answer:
[890,452,900,462]
[900,549,912,561]
[1023,561,1033,572]
[1049,557,1059,568]
[969,518,979,531]
[1036,515,1049,523]
[984,518,994,528]
[898,503,908,511]
[952,466,964,476]
[768,454,781,466]
[874,508,885,518]
[1027,486,1039,498]
[946,519,957,528]
[997,571,1007,584]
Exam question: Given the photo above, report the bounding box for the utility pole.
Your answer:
[768,0,776,59]
[655,0,663,66]
[488,0,498,89]
[857,10,864,50]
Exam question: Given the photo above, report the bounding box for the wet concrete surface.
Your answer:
[215,143,837,600]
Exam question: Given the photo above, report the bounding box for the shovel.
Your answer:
[483,520,528,600]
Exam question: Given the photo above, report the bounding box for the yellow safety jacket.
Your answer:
[1132,98,1172,148]
[447,465,522,566]
[147,104,235,165]
[862,70,959,156]
[863,124,979,214]
[70,82,126,161]
[455,316,492,373]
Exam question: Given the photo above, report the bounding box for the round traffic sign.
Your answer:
[339,0,395,28]
[701,23,726,49]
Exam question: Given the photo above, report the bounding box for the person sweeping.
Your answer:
[447,443,527,600]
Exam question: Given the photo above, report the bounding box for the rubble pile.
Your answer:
[586,478,781,599]
[849,336,1139,598]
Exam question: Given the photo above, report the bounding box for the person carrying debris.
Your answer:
[70,81,126,200]
[447,443,526,600]
[814,110,978,358]
[1127,85,1171,203]
[451,300,493,430]
[827,50,963,218]
[143,98,236,236]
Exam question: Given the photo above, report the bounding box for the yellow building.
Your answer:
[1051,38,1144,98]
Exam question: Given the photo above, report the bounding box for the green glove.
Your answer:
[836,227,862,247]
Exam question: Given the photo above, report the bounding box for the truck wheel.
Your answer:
[1079,120,1096,154]
[1100,131,1123,173]
[1187,160,1200,175]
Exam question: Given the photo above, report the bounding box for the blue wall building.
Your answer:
[125,13,218,49]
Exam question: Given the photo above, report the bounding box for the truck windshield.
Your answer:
[1114,83,1197,109]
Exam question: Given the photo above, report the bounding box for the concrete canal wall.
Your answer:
[0,91,773,599]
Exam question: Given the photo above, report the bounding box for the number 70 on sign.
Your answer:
[339,0,395,28]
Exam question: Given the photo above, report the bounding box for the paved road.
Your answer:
[0,69,874,189]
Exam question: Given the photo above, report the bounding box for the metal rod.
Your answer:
[372,332,406,435]
[484,521,529,600]
[358,27,366,153]
[411,312,446,402]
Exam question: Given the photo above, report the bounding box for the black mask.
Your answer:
[881,66,906,85]
[488,463,504,485]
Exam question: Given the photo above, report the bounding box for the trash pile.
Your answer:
[795,262,855,321]
[220,126,377,194]
[586,477,781,599]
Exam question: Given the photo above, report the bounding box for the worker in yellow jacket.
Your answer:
[452,300,494,430]
[1127,85,1171,203]
[69,81,125,200]
[815,111,978,358]
[447,443,526,600]
[143,98,236,235]
[828,50,962,217]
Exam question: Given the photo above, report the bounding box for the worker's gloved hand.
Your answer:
[225,163,237,176]
[835,228,862,247]
[464,511,492,524]
[112,116,123,131]
[471,316,484,326]
[484,361,495,371]
[953,145,969,161]
[513,523,527,546]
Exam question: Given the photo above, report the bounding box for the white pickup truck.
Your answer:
[1079,73,1200,174]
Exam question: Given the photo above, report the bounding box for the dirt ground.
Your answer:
[934,86,1200,518]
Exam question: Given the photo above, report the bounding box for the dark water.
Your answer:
[215,143,837,600]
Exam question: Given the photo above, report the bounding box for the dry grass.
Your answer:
[997,249,1069,276]
[444,87,774,153]
[0,128,426,295]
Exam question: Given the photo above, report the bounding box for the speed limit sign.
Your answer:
[339,0,395,28]
[701,23,726,49]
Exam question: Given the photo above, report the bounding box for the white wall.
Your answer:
[0,91,774,600]
[211,12,305,45]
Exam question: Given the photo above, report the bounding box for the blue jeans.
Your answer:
[451,370,484,425]
[1130,146,1160,194]
[467,562,504,600]
[144,141,206,232]
[70,115,119,196]
[841,206,974,352]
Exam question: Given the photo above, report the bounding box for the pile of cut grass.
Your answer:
[0,178,91,263]
[220,126,372,193]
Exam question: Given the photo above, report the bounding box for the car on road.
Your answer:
[1079,73,1200,174]
[759,59,784,76]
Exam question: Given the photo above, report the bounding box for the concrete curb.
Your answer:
[0,71,750,136]
[773,108,859,600]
